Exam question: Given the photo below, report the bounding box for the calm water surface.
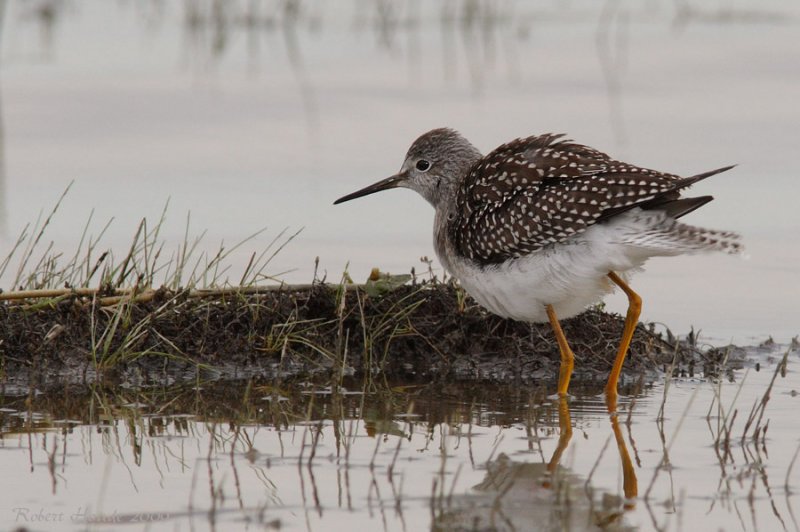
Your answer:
[0,0,798,341]
[1,3,799,530]
[1,345,798,531]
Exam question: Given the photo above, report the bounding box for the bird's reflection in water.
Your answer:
[436,396,638,532]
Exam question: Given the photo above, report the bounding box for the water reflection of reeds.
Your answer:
[2,358,797,531]
[3,380,640,529]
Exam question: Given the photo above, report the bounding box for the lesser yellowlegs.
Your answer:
[334,128,740,400]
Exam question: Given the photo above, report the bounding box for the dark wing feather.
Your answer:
[450,134,722,264]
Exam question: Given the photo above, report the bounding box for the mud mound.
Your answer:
[0,281,715,389]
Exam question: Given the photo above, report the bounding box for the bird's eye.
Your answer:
[416,159,431,172]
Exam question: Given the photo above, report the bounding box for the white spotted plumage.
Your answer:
[437,206,740,322]
[444,132,739,267]
[398,128,742,323]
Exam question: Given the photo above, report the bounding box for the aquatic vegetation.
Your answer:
[0,191,733,389]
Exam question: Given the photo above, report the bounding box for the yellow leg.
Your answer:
[543,396,573,488]
[606,393,638,504]
[546,304,575,397]
[548,396,573,469]
[606,272,642,402]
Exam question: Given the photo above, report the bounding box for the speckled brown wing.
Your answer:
[450,134,690,264]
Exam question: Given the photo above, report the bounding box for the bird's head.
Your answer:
[334,128,482,209]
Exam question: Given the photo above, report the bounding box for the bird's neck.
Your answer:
[425,182,459,211]
[432,202,458,276]
[424,144,483,210]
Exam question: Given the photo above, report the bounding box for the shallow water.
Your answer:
[0,0,798,342]
[1,4,799,530]
[1,344,797,531]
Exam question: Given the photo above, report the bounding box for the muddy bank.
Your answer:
[0,281,732,390]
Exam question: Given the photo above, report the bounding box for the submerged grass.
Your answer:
[0,191,729,389]
[1,355,794,532]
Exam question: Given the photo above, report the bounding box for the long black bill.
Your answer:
[333,174,405,205]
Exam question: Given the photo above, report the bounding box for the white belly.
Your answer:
[451,245,625,323]
[440,209,680,322]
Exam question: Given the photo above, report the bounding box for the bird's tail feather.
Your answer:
[676,165,737,189]
[618,211,742,255]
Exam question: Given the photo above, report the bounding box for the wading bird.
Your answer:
[335,128,740,401]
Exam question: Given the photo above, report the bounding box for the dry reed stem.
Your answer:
[0,283,327,302]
